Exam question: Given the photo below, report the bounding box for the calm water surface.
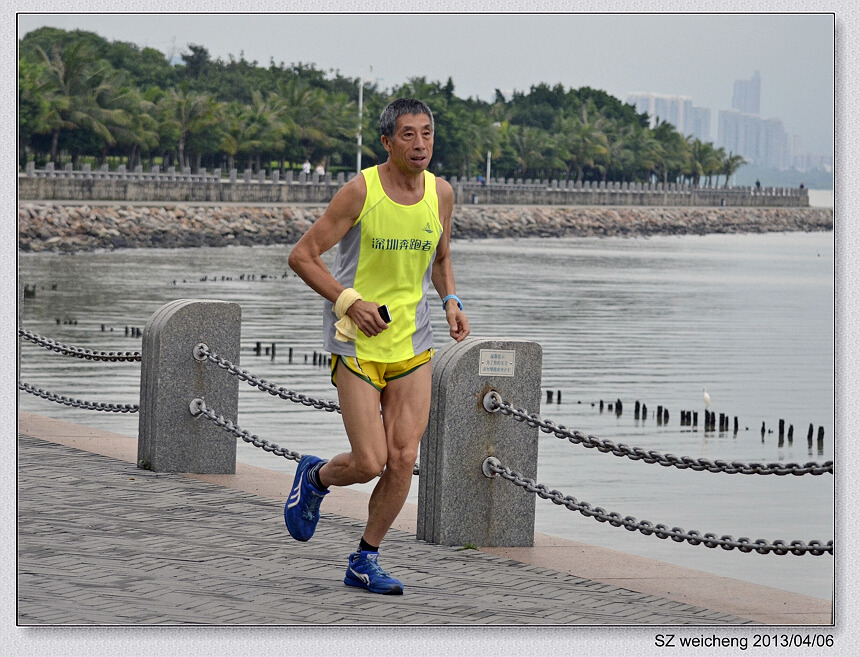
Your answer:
[17,231,835,600]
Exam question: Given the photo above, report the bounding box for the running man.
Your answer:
[285,98,470,594]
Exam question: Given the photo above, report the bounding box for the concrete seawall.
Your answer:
[18,202,833,253]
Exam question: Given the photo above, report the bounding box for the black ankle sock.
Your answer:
[307,461,327,491]
[359,537,379,553]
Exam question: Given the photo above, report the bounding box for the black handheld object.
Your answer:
[378,304,391,323]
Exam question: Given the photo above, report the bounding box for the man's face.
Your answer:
[382,113,434,174]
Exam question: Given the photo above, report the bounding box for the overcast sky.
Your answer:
[16,12,835,155]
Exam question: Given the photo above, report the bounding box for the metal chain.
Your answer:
[18,381,139,413]
[484,458,832,556]
[18,328,142,362]
[485,392,833,476]
[191,400,303,463]
[190,398,420,475]
[194,343,342,413]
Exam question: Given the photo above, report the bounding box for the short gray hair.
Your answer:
[379,98,434,139]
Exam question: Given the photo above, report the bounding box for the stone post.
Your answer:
[417,337,542,547]
[138,300,242,473]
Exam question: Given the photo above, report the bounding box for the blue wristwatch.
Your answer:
[442,294,463,310]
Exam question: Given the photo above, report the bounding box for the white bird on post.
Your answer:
[703,388,712,409]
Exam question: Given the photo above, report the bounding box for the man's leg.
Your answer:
[317,359,389,487]
[363,363,432,546]
[341,362,431,594]
[285,359,386,542]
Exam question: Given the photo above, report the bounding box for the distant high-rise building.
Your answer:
[718,109,744,156]
[718,108,789,168]
[688,107,711,142]
[627,92,705,137]
[732,71,761,115]
[761,118,789,168]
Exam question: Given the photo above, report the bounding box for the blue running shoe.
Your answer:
[344,550,404,595]
[284,455,329,541]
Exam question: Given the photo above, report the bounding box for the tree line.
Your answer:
[18,27,746,186]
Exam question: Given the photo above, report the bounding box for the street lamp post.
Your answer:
[357,66,373,175]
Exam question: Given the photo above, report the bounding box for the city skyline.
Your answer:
[628,70,829,172]
[15,12,835,157]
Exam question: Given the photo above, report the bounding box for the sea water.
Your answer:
[17,230,835,599]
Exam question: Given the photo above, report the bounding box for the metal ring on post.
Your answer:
[189,398,206,416]
[192,343,209,361]
[482,456,501,478]
[482,390,502,413]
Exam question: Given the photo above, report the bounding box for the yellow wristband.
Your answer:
[334,288,362,319]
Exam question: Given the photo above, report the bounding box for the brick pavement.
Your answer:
[17,434,755,626]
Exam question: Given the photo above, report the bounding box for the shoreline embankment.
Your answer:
[18,203,834,253]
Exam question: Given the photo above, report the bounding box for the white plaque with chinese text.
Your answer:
[479,349,516,377]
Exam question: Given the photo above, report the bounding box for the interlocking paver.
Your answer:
[17,434,757,626]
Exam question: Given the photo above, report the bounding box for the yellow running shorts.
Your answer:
[331,349,434,390]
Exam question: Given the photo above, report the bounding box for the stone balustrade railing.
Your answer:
[18,162,809,207]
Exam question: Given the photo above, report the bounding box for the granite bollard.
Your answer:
[138,299,241,473]
[417,337,542,547]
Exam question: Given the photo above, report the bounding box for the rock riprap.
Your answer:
[18,203,833,253]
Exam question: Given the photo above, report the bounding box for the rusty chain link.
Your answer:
[18,381,139,413]
[483,392,833,476]
[483,457,832,556]
[18,328,142,362]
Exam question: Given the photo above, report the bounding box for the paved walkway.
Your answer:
[16,413,832,626]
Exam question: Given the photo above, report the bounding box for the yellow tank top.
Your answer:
[323,166,443,361]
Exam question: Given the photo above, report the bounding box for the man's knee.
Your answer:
[353,452,386,483]
[386,445,419,475]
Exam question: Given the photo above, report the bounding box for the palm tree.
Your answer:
[100,84,159,168]
[556,101,609,182]
[596,121,635,182]
[686,137,724,187]
[623,123,661,183]
[508,125,554,179]
[18,58,53,166]
[316,91,358,171]
[240,90,288,171]
[157,88,220,169]
[721,151,746,188]
[34,41,127,163]
[219,101,252,172]
[276,78,330,166]
[652,120,689,185]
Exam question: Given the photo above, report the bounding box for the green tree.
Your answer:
[34,41,128,163]
[556,101,609,182]
[721,151,747,188]
[652,120,690,185]
[508,125,556,178]
[157,87,221,169]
